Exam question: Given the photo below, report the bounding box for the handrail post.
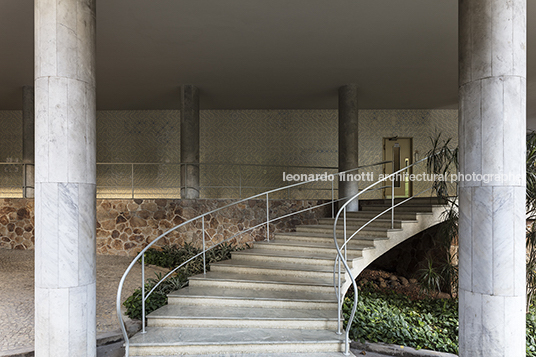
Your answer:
[391,163,395,229]
[141,253,146,334]
[337,255,342,335]
[344,207,347,261]
[131,163,135,199]
[266,193,270,241]
[22,163,26,198]
[239,165,242,199]
[202,216,206,275]
[331,179,334,219]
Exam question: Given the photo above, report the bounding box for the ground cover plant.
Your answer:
[344,286,458,354]
[345,285,536,356]
[123,242,247,320]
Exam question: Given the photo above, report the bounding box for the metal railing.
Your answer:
[0,161,338,199]
[115,160,391,356]
[99,162,340,200]
[332,155,437,355]
[0,162,33,198]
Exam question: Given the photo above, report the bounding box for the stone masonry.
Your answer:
[0,198,328,256]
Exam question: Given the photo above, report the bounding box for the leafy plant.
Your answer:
[528,131,536,310]
[425,133,459,296]
[527,131,536,218]
[417,257,442,296]
[123,272,188,320]
[343,286,458,354]
[123,242,249,320]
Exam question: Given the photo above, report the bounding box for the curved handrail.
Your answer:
[116,159,392,356]
[332,154,437,355]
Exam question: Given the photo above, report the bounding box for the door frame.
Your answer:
[382,137,413,198]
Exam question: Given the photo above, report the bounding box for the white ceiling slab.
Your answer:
[1,0,535,127]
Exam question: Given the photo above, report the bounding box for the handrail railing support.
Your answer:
[266,193,270,241]
[331,180,334,219]
[131,163,135,199]
[141,254,146,334]
[391,163,395,229]
[202,216,206,275]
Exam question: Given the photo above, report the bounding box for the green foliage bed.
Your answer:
[123,242,247,320]
[344,287,536,356]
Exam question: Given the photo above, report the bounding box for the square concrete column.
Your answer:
[22,86,35,198]
[180,85,200,199]
[339,84,359,211]
[458,0,526,356]
[34,1,97,356]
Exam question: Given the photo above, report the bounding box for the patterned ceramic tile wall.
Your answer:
[0,111,23,197]
[200,110,338,198]
[358,109,459,198]
[0,109,458,199]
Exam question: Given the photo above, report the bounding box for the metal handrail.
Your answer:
[332,154,442,355]
[115,159,392,356]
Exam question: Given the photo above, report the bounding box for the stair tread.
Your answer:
[147,304,338,320]
[212,259,336,273]
[188,271,336,287]
[132,353,353,357]
[129,327,345,346]
[168,286,337,303]
[298,224,391,232]
[255,240,371,250]
[233,248,363,260]
[319,217,412,223]
[274,231,386,241]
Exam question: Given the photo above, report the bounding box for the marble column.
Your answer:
[458,0,526,356]
[180,85,200,199]
[22,86,35,198]
[34,1,97,356]
[339,84,359,211]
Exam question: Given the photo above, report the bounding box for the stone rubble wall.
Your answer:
[0,198,329,256]
[0,199,34,250]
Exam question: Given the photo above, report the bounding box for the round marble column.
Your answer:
[339,84,359,211]
[22,86,35,198]
[180,85,200,199]
[458,0,526,356]
[34,1,97,356]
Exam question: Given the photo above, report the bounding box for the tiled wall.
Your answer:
[0,108,458,199]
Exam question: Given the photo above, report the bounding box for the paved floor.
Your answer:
[0,249,396,357]
[95,342,393,357]
[0,249,167,354]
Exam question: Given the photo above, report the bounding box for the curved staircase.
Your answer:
[126,199,445,357]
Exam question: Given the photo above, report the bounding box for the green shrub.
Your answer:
[123,272,187,320]
[123,242,248,320]
[345,287,536,355]
[344,287,458,354]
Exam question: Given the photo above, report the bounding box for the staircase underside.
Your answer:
[128,199,445,356]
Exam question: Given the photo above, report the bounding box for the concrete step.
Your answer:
[128,327,347,355]
[168,286,338,310]
[146,304,339,330]
[188,271,337,294]
[132,353,354,357]
[274,232,378,247]
[231,248,362,268]
[360,204,433,213]
[210,259,337,280]
[296,225,393,237]
[344,211,423,220]
[253,240,366,256]
[318,217,408,228]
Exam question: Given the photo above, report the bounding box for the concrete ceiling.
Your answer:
[1,0,536,125]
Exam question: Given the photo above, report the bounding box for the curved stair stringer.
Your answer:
[340,205,447,296]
